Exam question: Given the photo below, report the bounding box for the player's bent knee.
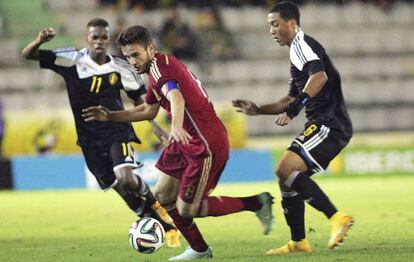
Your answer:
[275,167,288,182]
[153,189,176,206]
[114,172,136,188]
[115,175,128,188]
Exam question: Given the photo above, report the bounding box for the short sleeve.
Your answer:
[39,50,57,69]
[303,59,325,76]
[144,87,158,104]
[38,48,79,74]
[290,32,320,72]
[126,84,147,100]
[112,56,146,92]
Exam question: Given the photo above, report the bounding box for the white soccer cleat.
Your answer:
[168,246,213,261]
[255,192,275,235]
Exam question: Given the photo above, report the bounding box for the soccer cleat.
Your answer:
[152,201,174,225]
[166,229,182,248]
[266,239,312,255]
[168,246,213,261]
[255,192,275,235]
[328,211,354,249]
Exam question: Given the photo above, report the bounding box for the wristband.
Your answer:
[285,92,311,119]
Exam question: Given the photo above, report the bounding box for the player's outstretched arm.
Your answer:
[232,99,260,115]
[131,97,169,144]
[233,96,294,115]
[82,102,160,123]
[21,27,56,60]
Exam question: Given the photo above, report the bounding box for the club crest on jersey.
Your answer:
[109,73,118,86]
[184,185,196,200]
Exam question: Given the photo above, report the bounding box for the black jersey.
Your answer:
[39,48,145,147]
[288,30,352,137]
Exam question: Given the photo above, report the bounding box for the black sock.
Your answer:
[282,193,305,241]
[115,176,156,217]
[135,177,175,231]
[135,176,156,207]
[289,173,337,218]
[119,190,144,211]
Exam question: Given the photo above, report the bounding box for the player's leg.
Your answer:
[166,149,274,250]
[154,171,212,260]
[109,142,180,247]
[197,192,274,235]
[110,143,161,217]
[81,145,176,232]
[266,150,311,255]
[111,169,181,247]
[278,151,338,219]
[283,124,353,250]
[177,152,274,235]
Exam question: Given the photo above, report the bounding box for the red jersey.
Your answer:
[145,52,228,152]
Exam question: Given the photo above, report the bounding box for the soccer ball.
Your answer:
[128,217,165,254]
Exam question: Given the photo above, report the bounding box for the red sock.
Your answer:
[166,206,208,252]
[205,195,261,216]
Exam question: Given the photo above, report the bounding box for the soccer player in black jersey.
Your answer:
[21,18,180,247]
[233,1,354,254]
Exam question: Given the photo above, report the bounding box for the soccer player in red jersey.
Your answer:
[82,25,274,261]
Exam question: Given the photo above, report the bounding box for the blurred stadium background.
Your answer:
[0,1,414,261]
[0,0,413,189]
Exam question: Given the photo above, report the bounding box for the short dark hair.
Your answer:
[86,18,109,28]
[116,25,153,47]
[269,1,300,26]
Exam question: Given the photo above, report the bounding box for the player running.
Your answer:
[233,1,354,254]
[21,18,181,248]
[82,25,274,261]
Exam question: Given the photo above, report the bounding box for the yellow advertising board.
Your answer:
[3,104,246,156]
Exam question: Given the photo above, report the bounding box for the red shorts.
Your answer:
[155,136,229,204]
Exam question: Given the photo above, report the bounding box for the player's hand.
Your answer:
[232,99,259,115]
[150,121,169,146]
[37,27,56,44]
[275,112,291,126]
[82,105,111,122]
[168,126,192,145]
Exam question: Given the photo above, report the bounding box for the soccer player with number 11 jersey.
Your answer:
[21,18,181,248]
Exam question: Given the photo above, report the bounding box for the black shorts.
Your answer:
[81,141,139,190]
[288,123,351,175]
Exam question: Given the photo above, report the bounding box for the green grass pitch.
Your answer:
[1,175,413,261]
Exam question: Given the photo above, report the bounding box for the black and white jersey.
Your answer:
[39,48,145,147]
[288,30,352,137]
